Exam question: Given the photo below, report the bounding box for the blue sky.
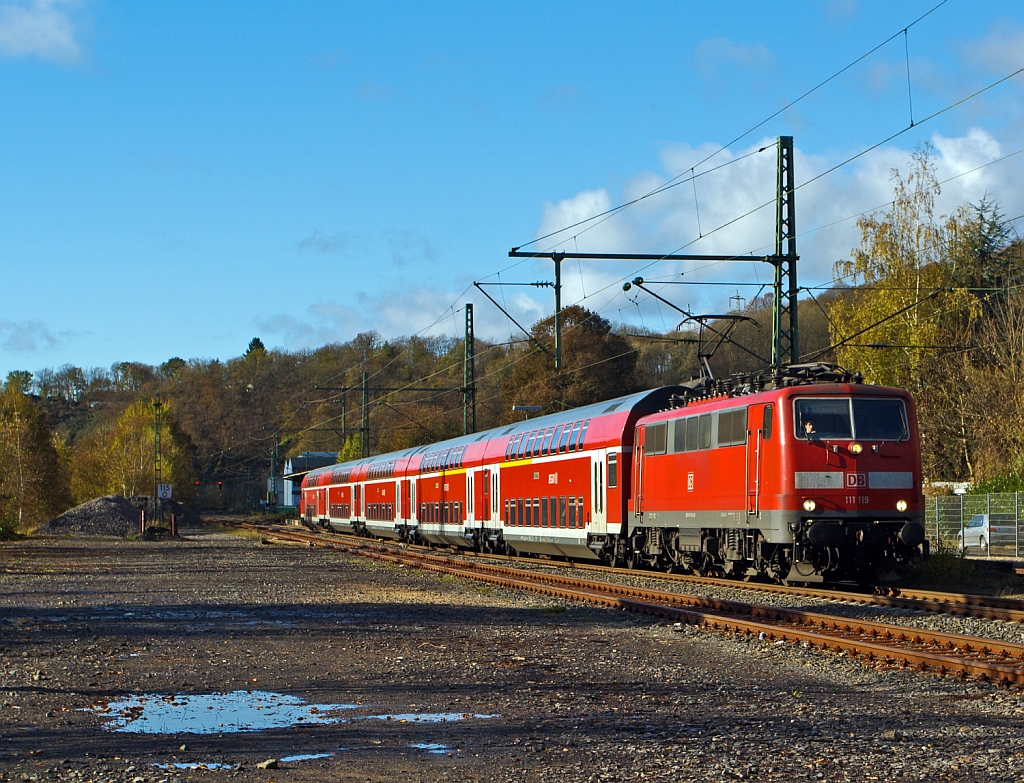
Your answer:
[1,0,1023,377]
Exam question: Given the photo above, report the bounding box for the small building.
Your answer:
[281,452,338,508]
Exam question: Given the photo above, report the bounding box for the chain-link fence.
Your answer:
[925,493,1023,557]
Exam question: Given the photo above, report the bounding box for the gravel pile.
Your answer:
[36,495,142,537]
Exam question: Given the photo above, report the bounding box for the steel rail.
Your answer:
[213,517,1024,687]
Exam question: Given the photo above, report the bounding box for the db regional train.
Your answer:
[300,364,927,584]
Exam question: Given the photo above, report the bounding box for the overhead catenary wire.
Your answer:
[292,2,991,433]
[281,7,1024,445]
[514,0,952,252]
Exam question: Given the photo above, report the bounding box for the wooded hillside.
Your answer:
[2,148,1021,532]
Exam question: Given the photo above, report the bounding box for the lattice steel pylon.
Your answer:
[464,303,476,435]
[772,135,798,369]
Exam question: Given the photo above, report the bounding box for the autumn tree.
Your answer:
[829,145,979,392]
[827,146,1024,483]
[503,305,640,417]
[71,398,196,505]
[0,372,72,532]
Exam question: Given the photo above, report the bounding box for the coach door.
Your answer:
[633,426,646,519]
[354,484,362,517]
[746,405,765,516]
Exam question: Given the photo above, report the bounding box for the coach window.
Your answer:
[672,419,686,452]
[699,414,712,449]
[685,417,699,451]
[557,424,573,453]
[520,431,531,458]
[541,497,549,527]
[533,432,545,458]
[645,422,668,455]
[541,427,555,455]
[559,496,567,527]
[762,405,774,440]
[607,452,618,489]
[567,421,583,451]
[533,498,541,526]
[578,419,590,449]
[548,425,563,455]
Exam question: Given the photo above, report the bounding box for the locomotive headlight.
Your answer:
[849,442,863,455]
[802,499,816,512]
[896,499,908,512]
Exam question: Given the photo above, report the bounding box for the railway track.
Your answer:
[210,516,1024,687]
[209,515,1024,624]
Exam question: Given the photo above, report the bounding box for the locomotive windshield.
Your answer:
[793,397,908,441]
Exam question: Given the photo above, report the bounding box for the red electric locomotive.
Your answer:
[301,364,926,583]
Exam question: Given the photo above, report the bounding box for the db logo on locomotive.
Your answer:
[846,473,867,488]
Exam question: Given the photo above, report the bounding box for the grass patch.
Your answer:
[542,604,567,617]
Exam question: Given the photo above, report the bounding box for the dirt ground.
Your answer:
[3,526,1024,783]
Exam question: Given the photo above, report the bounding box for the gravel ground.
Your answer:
[3,527,1024,783]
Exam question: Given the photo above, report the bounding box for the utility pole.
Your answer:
[153,394,162,524]
[361,371,369,458]
[464,303,476,434]
[772,135,798,369]
[506,136,800,374]
[268,430,280,513]
[553,254,563,369]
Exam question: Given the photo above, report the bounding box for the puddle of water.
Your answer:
[279,753,333,762]
[349,712,499,724]
[86,690,360,734]
[410,743,450,755]
[153,763,234,770]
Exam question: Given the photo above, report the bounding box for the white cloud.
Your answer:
[297,230,349,254]
[385,230,437,267]
[962,24,1024,75]
[0,0,80,63]
[257,284,547,351]
[824,0,858,24]
[268,129,1024,351]
[357,79,396,102]
[692,37,773,82]
[525,129,1024,326]
[539,83,596,113]
[0,319,61,351]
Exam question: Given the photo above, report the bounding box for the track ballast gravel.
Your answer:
[3,526,1024,783]
[440,552,1024,647]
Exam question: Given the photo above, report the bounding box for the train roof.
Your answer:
[639,381,914,425]
[301,386,684,487]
